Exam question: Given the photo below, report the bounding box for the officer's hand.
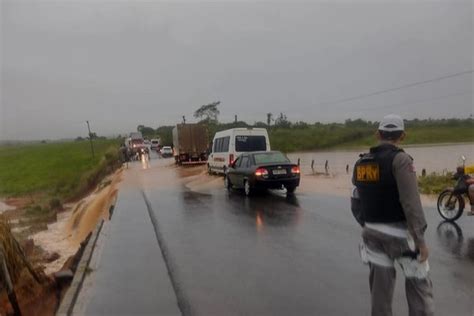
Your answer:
[418,244,429,262]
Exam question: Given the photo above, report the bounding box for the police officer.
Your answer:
[352,114,434,316]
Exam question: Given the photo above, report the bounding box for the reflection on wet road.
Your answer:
[83,155,474,316]
[436,221,474,262]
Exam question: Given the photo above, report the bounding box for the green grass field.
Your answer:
[0,139,120,198]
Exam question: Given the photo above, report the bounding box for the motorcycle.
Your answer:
[437,156,472,222]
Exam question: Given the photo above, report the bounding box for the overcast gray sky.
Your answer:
[1,0,472,140]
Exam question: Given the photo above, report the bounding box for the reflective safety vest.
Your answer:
[353,144,406,223]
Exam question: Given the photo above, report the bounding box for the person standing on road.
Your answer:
[352,114,434,316]
[119,143,130,166]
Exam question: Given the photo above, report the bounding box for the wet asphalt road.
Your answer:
[79,154,474,316]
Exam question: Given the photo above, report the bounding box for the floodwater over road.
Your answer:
[288,143,474,174]
[77,151,474,316]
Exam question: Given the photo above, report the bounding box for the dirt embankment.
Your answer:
[0,169,122,316]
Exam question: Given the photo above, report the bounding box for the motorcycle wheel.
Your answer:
[437,189,464,221]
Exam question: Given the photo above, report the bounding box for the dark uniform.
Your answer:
[353,143,434,316]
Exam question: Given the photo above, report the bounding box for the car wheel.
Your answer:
[286,185,296,195]
[244,180,251,196]
[224,175,232,191]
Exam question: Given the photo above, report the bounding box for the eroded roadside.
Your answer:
[0,169,122,316]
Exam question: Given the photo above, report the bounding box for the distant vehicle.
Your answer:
[225,151,300,196]
[208,128,270,174]
[160,146,173,158]
[172,123,208,164]
[126,132,145,155]
[150,138,161,150]
[129,132,143,140]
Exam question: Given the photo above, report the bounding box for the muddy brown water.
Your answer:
[287,143,474,174]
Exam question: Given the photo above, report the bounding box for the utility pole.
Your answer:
[86,120,95,158]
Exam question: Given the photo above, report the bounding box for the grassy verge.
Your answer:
[417,172,454,195]
[0,139,121,201]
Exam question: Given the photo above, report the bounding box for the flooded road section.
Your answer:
[288,143,474,175]
[79,152,473,316]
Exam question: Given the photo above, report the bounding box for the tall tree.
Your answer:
[194,101,220,122]
[137,125,155,137]
[266,113,273,126]
[274,112,291,128]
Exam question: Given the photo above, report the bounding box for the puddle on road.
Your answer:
[436,221,474,262]
[133,159,223,194]
[133,156,438,208]
[184,171,223,193]
[140,154,151,169]
[298,170,437,207]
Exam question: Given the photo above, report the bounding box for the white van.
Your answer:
[208,128,270,174]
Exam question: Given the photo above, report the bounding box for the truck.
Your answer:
[126,132,146,156]
[172,123,209,165]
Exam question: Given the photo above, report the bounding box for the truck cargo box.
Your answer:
[172,124,209,164]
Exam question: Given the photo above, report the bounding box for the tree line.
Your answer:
[135,101,474,151]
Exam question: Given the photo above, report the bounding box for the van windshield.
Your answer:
[235,135,267,152]
[253,152,289,164]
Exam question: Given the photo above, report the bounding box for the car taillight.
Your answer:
[229,154,234,165]
[291,166,300,174]
[255,168,269,177]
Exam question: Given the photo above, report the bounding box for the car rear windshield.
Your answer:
[253,152,289,164]
[235,135,267,152]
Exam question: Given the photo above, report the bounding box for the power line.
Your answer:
[357,91,472,111]
[315,70,473,107]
